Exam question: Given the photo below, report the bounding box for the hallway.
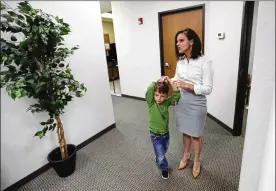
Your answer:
[18,96,244,191]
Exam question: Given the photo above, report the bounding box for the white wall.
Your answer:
[1,1,115,190]
[238,1,275,191]
[258,92,275,191]
[102,21,116,43]
[112,1,244,128]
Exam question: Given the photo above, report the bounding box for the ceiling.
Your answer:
[100,1,112,13]
[100,1,113,23]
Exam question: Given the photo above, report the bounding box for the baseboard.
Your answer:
[3,163,52,191]
[121,94,146,101]
[121,94,233,134]
[207,113,233,134]
[3,123,116,191]
[76,123,116,150]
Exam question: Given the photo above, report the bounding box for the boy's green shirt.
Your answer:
[145,81,181,135]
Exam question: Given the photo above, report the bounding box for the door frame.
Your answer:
[232,1,255,136]
[158,4,205,76]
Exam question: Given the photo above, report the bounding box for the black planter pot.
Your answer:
[47,144,77,177]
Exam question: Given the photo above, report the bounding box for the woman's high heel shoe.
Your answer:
[192,161,201,178]
[178,153,191,170]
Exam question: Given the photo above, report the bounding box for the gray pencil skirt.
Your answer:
[175,88,207,137]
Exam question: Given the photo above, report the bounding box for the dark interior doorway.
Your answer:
[233,1,255,136]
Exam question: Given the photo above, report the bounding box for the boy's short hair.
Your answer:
[154,81,169,94]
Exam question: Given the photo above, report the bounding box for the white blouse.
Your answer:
[172,55,214,96]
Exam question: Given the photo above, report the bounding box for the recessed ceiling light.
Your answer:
[101,13,113,19]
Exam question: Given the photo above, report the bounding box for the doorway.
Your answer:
[158,5,205,96]
[100,1,121,96]
[233,1,255,136]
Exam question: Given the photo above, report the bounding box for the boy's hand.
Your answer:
[158,76,165,83]
[159,76,170,84]
[159,76,179,91]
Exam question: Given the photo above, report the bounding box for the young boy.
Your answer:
[145,76,180,179]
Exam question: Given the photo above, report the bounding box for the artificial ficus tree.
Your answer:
[0,1,87,160]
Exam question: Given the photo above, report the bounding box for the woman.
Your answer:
[172,28,214,178]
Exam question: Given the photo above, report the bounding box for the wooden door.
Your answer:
[104,34,110,44]
[159,6,204,95]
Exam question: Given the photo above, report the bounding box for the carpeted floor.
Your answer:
[18,96,244,191]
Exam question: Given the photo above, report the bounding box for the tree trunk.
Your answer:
[55,115,68,160]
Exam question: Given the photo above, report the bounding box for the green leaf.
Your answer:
[47,118,54,124]
[19,40,28,49]
[1,55,8,62]
[52,123,57,131]
[14,90,21,98]
[55,16,60,22]
[71,46,79,51]
[1,14,10,19]
[82,87,87,92]
[15,81,25,88]
[31,8,37,15]
[49,125,53,131]
[11,35,17,42]
[56,100,63,105]
[7,65,16,73]
[76,92,84,97]
[10,91,16,100]
[40,122,46,125]
[34,131,45,139]
[32,25,38,32]
[65,26,70,32]
[63,23,69,27]
[7,17,14,23]
[25,14,33,24]
[42,126,48,133]
[18,2,32,12]
[59,63,65,68]
[7,11,16,17]
[65,95,73,101]
[8,26,22,33]
[17,14,25,20]
[15,19,27,28]
[20,89,27,97]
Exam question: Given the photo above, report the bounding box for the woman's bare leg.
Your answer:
[183,134,192,156]
[192,136,202,177]
[178,134,192,169]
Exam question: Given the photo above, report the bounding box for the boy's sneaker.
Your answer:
[162,170,169,179]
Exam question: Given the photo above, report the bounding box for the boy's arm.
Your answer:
[167,91,180,105]
[145,81,156,106]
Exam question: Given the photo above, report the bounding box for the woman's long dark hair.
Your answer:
[175,28,202,60]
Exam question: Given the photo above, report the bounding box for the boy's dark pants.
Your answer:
[150,131,169,171]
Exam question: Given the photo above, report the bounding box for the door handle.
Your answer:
[164,63,169,68]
